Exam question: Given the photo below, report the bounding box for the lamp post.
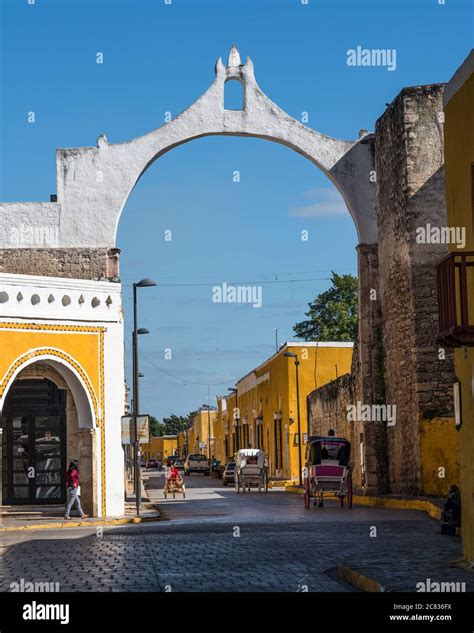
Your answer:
[228,387,239,453]
[202,404,212,475]
[273,328,281,353]
[284,351,302,486]
[132,278,156,517]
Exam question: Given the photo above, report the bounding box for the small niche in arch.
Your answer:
[31,294,41,305]
[62,295,71,306]
[224,78,244,111]
[91,297,101,308]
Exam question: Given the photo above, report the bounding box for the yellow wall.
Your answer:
[187,409,217,457]
[444,53,474,562]
[212,410,226,463]
[142,435,178,461]
[0,323,103,425]
[217,342,353,481]
[177,430,187,457]
[187,426,195,455]
[420,418,460,496]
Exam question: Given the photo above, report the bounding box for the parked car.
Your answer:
[184,453,210,475]
[222,461,236,485]
[174,458,185,470]
[146,459,159,469]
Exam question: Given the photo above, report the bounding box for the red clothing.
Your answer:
[169,467,180,480]
[66,468,80,488]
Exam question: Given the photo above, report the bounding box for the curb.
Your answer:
[337,563,384,592]
[0,515,160,532]
[351,495,442,520]
[285,486,443,520]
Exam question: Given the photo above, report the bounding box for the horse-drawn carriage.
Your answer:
[303,435,353,509]
[234,449,268,493]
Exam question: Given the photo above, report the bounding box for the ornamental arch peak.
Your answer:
[49,46,377,249]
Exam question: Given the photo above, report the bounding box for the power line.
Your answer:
[120,267,356,283]
[137,348,239,387]
[123,276,336,289]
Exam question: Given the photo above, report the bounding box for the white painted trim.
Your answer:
[0,272,122,294]
[0,273,122,322]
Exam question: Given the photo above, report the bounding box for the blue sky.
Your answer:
[0,0,472,419]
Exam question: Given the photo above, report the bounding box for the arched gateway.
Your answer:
[0,47,385,515]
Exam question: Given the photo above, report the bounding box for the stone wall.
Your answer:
[308,83,456,497]
[375,84,455,495]
[0,248,119,281]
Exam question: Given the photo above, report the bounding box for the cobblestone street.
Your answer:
[1,472,471,593]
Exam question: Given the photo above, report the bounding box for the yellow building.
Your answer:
[439,50,474,562]
[0,274,125,518]
[142,435,178,462]
[217,341,353,481]
[186,408,217,457]
[177,430,187,457]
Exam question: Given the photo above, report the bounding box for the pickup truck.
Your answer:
[184,454,210,475]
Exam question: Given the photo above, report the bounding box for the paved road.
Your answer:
[0,471,469,592]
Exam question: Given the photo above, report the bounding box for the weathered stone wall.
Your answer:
[308,370,363,486]
[375,84,455,495]
[308,338,388,494]
[0,248,118,280]
[308,83,456,497]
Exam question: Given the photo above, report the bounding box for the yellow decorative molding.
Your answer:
[0,321,107,516]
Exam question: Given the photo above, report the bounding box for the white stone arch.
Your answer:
[0,349,97,429]
[42,46,375,250]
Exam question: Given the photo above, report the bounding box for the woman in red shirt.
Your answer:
[64,460,88,520]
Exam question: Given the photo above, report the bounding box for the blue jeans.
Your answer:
[65,487,84,517]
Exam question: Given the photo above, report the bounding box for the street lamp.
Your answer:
[202,404,213,475]
[273,327,281,352]
[132,278,156,517]
[228,387,239,452]
[284,351,303,486]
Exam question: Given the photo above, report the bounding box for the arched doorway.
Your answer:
[2,378,66,505]
[0,357,98,513]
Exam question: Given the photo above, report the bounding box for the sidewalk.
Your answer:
[0,480,159,532]
[286,485,473,591]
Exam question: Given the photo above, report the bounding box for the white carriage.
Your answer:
[234,449,268,493]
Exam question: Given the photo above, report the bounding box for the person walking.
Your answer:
[64,460,88,520]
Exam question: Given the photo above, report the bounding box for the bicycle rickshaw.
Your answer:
[303,435,353,509]
[234,448,268,493]
[163,467,186,499]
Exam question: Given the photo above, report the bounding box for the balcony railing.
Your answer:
[437,251,474,346]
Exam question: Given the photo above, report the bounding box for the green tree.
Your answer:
[293,272,358,342]
[149,415,161,437]
[151,413,193,437]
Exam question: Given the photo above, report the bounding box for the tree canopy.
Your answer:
[293,272,358,342]
[150,413,193,437]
